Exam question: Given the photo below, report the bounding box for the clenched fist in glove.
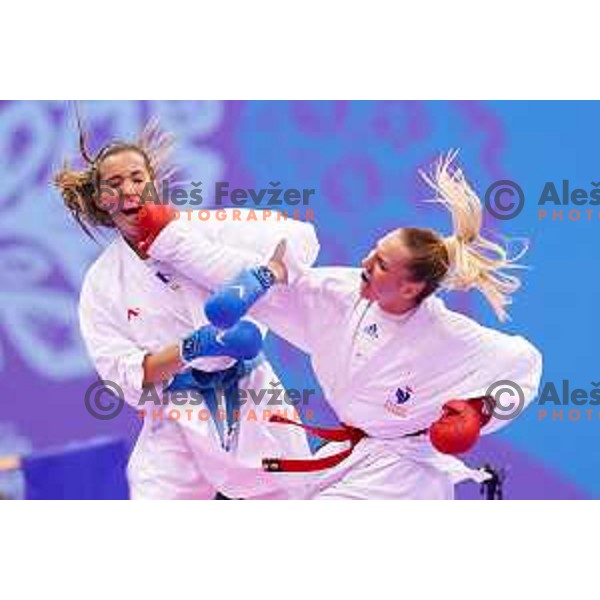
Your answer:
[180,320,263,365]
[204,239,287,329]
[135,202,176,257]
[429,396,494,455]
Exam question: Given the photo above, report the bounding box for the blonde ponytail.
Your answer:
[420,151,527,321]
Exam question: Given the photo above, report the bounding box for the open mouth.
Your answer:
[121,206,142,217]
[361,270,371,284]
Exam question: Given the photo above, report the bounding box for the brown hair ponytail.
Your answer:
[53,108,175,241]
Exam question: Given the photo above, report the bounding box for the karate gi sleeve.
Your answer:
[249,267,354,355]
[78,276,147,409]
[481,335,543,435]
[148,209,320,290]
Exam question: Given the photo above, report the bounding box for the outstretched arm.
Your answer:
[137,205,319,292]
[132,204,351,356]
[204,255,356,355]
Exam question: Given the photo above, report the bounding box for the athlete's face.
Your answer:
[360,230,426,312]
[96,150,153,240]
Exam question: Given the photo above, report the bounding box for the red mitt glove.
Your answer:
[135,202,176,257]
[429,396,494,455]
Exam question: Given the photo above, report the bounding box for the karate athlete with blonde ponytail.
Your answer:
[142,151,543,499]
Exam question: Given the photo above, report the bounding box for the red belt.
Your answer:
[262,415,367,473]
[262,394,494,473]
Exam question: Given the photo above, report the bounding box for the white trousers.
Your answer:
[274,436,486,500]
[127,362,311,500]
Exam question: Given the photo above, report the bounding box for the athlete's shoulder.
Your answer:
[423,295,542,361]
[423,295,493,339]
[79,238,122,303]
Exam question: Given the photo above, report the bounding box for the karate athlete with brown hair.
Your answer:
[55,120,319,499]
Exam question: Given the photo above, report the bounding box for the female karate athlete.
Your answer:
[54,120,319,499]
[136,152,543,499]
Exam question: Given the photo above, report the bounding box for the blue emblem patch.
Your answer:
[395,386,413,404]
[363,323,378,339]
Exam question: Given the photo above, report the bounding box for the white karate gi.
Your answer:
[78,209,319,499]
[251,268,543,499]
[146,222,543,500]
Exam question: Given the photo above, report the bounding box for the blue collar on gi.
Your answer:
[166,356,263,452]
